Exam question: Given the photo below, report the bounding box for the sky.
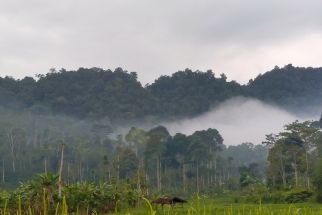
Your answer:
[1,0,322,84]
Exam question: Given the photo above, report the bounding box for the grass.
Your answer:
[0,195,321,215]
[116,203,322,215]
[112,197,322,215]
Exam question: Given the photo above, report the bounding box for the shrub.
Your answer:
[285,190,313,203]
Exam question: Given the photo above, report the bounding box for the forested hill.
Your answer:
[0,64,322,121]
[0,68,159,120]
[147,70,245,117]
[249,64,322,111]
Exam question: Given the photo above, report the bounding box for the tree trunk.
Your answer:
[182,163,186,192]
[159,158,162,191]
[117,155,120,183]
[11,149,15,172]
[305,150,310,189]
[137,167,141,190]
[79,162,82,181]
[58,144,65,199]
[214,159,217,186]
[280,155,286,188]
[6,131,16,173]
[196,161,199,193]
[156,156,160,191]
[44,158,47,174]
[293,154,298,188]
[2,159,4,183]
[67,163,70,185]
[108,168,111,183]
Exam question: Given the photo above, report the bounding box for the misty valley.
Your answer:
[0,66,322,214]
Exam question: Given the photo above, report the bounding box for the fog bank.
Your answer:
[162,97,316,145]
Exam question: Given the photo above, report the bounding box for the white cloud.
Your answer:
[0,0,322,83]
[162,97,316,146]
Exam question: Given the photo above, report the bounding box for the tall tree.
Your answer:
[144,126,170,192]
[265,120,322,189]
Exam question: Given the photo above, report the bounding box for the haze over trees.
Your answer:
[0,64,322,204]
[0,108,268,193]
[1,64,322,122]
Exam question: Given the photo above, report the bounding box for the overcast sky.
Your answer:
[1,0,322,84]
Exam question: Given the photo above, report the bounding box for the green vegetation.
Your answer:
[1,65,322,121]
[0,189,322,215]
[1,65,322,213]
[0,107,268,191]
[0,172,140,214]
[112,199,322,215]
[264,121,322,194]
[0,113,321,214]
[249,65,322,112]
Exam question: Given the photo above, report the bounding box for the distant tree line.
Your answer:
[1,65,322,121]
[0,108,267,193]
[1,105,322,202]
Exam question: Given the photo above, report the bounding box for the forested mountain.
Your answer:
[147,69,245,117]
[0,68,158,121]
[1,65,322,198]
[249,64,322,112]
[0,64,322,121]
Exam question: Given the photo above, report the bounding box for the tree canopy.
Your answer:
[1,65,322,121]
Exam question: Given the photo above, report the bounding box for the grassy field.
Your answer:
[0,195,321,215]
[112,198,322,215]
[0,200,321,215]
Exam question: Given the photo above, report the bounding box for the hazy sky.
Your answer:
[1,0,322,84]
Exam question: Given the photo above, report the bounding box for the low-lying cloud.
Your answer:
[161,97,317,146]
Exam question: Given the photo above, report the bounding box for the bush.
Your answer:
[285,190,313,203]
[242,189,312,204]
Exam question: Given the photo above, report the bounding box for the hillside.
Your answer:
[0,65,322,121]
[147,69,246,117]
[0,68,158,121]
[249,64,322,112]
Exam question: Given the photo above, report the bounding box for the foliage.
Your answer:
[147,69,245,117]
[249,64,322,112]
[0,172,140,214]
[239,163,263,188]
[264,121,322,189]
[2,65,322,121]
[0,109,261,195]
[284,190,313,203]
[313,159,322,202]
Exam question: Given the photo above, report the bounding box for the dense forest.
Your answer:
[1,64,322,121]
[249,65,322,113]
[0,107,322,206]
[1,65,322,210]
[0,107,268,191]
